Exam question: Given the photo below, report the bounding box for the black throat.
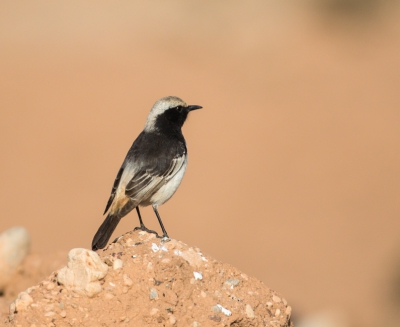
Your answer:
[153,108,188,139]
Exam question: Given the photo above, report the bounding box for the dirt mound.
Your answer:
[5,231,293,326]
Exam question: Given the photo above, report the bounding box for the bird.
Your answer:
[91,96,202,251]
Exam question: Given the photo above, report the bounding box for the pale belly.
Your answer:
[143,156,188,207]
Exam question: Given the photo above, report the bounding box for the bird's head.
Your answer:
[144,96,202,132]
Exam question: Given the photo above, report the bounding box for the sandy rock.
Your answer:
[56,248,108,297]
[10,291,33,313]
[246,304,255,318]
[6,231,293,327]
[0,227,30,290]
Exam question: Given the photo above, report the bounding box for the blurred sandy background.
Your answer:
[1,1,400,326]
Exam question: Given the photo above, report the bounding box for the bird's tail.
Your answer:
[92,213,122,251]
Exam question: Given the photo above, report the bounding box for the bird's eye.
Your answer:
[176,106,183,112]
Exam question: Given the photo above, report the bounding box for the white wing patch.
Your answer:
[124,154,187,207]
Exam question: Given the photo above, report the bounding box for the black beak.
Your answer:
[187,105,202,111]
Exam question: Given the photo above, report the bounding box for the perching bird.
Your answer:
[92,96,202,251]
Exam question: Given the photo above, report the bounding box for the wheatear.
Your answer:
[92,96,202,250]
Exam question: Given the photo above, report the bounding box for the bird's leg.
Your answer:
[133,207,159,236]
[153,206,169,239]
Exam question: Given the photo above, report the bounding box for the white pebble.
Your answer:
[216,304,231,316]
[113,259,123,270]
[151,243,159,252]
[193,272,203,280]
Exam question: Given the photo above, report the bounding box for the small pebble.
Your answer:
[169,315,176,325]
[272,295,281,303]
[46,283,55,290]
[275,308,281,317]
[60,311,66,318]
[200,291,207,298]
[113,259,123,270]
[193,272,202,280]
[285,306,292,316]
[104,257,113,266]
[151,243,160,252]
[149,288,158,300]
[192,322,201,327]
[150,308,159,315]
[44,312,55,317]
[123,274,133,287]
[214,304,231,316]
[245,304,255,318]
[266,301,273,307]
[225,279,240,289]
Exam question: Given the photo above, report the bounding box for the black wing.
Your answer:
[124,155,186,200]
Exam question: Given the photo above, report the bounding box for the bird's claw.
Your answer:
[133,225,160,237]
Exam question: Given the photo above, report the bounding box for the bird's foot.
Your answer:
[160,236,171,243]
[134,225,160,237]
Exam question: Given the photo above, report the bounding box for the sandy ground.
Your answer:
[1,1,400,326]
